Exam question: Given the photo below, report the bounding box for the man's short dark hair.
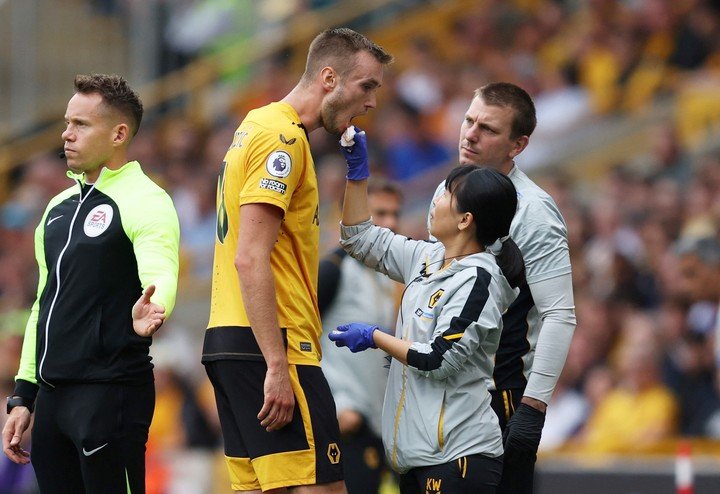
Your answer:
[74,74,144,136]
[475,82,537,139]
[302,28,393,82]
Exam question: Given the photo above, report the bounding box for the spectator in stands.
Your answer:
[375,101,452,181]
[537,364,588,453]
[146,333,220,494]
[394,36,444,115]
[672,236,720,431]
[574,312,678,454]
[645,124,693,186]
[179,173,218,280]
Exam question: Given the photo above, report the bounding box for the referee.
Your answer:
[2,74,180,494]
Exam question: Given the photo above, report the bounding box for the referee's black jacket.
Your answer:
[13,162,179,406]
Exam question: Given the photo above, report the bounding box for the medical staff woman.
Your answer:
[329,129,525,494]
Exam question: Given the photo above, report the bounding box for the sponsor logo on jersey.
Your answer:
[299,342,312,352]
[428,289,444,309]
[83,204,113,237]
[259,178,287,194]
[279,134,296,145]
[265,150,292,178]
[327,443,341,464]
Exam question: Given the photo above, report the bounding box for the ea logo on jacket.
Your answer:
[84,204,114,237]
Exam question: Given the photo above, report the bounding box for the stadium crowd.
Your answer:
[3,0,720,492]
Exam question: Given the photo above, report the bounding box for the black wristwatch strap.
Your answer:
[6,395,34,414]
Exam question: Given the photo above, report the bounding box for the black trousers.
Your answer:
[31,381,154,494]
[399,454,503,494]
[490,388,536,494]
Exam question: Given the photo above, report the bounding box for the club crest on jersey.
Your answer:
[327,443,341,464]
[265,150,292,178]
[83,204,113,237]
[428,289,444,309]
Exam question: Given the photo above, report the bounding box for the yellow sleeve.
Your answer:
[237,128,307,213]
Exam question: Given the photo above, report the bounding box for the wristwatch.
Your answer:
[6,396,34,414]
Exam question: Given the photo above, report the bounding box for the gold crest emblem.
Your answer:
[327,443,341,464]
[428,289,445,309]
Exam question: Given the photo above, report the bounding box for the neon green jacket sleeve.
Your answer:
[117,172,180,317]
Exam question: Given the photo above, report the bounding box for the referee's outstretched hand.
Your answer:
[132,284,166,337]
[258,366,295,432]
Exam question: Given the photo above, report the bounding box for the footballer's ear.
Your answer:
[321,67,337,91]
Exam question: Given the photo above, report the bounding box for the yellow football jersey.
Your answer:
[205,102,322,365]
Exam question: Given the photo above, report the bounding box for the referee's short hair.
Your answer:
[74,73,143,137]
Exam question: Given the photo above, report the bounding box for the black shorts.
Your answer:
[399,454,503,494]
[204,360,344,491]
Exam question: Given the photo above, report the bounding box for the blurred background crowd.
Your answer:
[2,0,720,492]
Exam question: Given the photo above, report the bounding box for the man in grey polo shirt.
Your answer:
[428,82,576,494]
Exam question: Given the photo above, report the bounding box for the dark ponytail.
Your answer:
[445,165,526,288]
[495,238,526,288]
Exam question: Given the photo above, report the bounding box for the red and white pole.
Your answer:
[675,440,693,494]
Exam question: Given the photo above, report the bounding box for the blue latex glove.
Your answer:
[339,126,369,181]
[329,323,378,352]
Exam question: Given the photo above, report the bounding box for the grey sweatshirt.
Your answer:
[340,220,518,473]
